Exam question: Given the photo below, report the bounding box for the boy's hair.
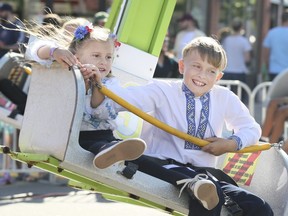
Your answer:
[182,36,227,71]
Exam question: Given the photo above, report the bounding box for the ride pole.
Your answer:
[97,84,281,153]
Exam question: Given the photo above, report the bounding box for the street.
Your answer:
[0,177,171,216]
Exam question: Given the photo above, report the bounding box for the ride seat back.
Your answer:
[18,63,85,160]
[217,148,288,216]
[18,64,190,215]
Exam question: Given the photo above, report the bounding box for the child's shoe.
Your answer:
[93,138,146,169]
[177,173,219,210]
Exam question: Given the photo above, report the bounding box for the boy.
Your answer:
[85,36,274,215]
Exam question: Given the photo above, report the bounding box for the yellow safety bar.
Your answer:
[98,85,274,153]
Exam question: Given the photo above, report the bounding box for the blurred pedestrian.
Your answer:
[260,97,288,144]
[222,18,252,83]
[263,10,288,81]
[221,18,252,104]
[154,35,180,78]
[42,13,63,28]
[93,11,109,27]
[173,13,205,60]
[0,3,26,58]
[217,27,232,44]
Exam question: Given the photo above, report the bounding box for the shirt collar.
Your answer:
[182,83,210,99]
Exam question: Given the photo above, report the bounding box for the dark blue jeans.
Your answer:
[132,155,273,216]
[79,130,121,155]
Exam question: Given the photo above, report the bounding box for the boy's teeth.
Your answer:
[194,80,204,86]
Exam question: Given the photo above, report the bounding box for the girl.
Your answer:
[25,22,146,169]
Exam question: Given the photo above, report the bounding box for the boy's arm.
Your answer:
[202,137,238,156]
[222,92,261,152]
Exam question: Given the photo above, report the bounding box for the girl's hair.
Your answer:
[68,24,114,55]
[1,16,119,78]
[182,36,227,71]
[62,17,89,34]
[5,16,115,54]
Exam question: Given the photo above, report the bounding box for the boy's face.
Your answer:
[179,50,223,97]
[76,40,114,79]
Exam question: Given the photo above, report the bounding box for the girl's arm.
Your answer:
[37,45,78,68]
[91,85,105,108]
[25,36,78,68]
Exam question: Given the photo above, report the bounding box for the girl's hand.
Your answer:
[201,137,238,156]
[79,64,102,90]
[53,48,79,68]
[79,64,100,80]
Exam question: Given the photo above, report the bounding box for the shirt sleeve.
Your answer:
[84,78,121,120]
[244,38,252,52]
[263,31,271,48]
[25,36,55,67]
[86,79,164,120]
[85,93,118,120]
[223,90,261,149]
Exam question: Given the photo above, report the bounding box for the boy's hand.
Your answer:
[202,137,238,156]
[53,48,79,68]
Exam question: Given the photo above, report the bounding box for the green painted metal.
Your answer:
[113,0,176,56]
[148,0,176,56]
[0,145,184,216]
[105,0,123,31]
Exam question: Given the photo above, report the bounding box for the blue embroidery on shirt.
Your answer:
[229,135,243,150]
[105,102,117,120]
[87,113,101,128]
[182,84,210,150]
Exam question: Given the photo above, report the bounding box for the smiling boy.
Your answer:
[88,36,273,216]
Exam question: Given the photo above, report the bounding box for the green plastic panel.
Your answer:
[108,0,176,56]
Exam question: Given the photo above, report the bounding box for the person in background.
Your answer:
[0,12,65,118]
[0,2,26,58]
[263,10,288,81]
[217,27,232,44]
[42,13,63,28]
[281,139,288,154]
[93,11,109,27]
[173,13,205,60]
[153,35,180,78]
[221,18,252,104]
[260,97,288,144]
[222,18,252,82]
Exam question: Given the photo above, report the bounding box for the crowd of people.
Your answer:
[0,1,288,215]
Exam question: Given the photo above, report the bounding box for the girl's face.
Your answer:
[76,40,114,79]
[179,50,223,97]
